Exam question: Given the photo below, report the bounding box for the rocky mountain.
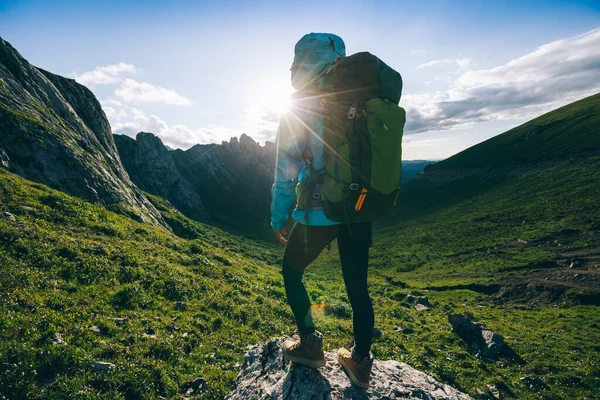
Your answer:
[0,37,167,229]
[114,132,209,222]
[115,132,276,236]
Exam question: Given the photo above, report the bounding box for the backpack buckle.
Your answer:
[348,106,357,119]
[320,99,327,107]
[349,183,359,191]
[312,193,321,200]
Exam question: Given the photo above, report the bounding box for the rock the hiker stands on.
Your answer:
[226,338,472,399]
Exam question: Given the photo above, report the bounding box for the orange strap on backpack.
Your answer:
[354,188,368,211]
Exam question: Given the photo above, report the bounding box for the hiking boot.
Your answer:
[282,330,326,368]
[337,347,373,389]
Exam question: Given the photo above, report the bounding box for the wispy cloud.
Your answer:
[72,63,137,85]
[114,79,192,106]
[417,58,472,71]
[405,28,600,134]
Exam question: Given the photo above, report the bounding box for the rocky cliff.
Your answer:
[0,37,167,228]
[116,132,276,236]
[227,338,472,399]
[114,132,209,222]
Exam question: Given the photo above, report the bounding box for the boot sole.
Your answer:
[282,349,326,368]
[337,352,369,389]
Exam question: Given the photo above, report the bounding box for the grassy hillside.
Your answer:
[1,94,599,399]
[429,93,600,168]
[0,168,291,399]
[1,157,599,399]
[395,93,600,220]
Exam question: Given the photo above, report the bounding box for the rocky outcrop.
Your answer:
[0,37,167,228]
[114,132,209,222]
[226,338,472,399]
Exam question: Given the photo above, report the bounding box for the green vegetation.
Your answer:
[0,169,288,399]
[1,93,599,399]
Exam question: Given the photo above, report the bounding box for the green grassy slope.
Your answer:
[310,150,600,399]
[429,93,600,168]
[395,93,600,220]
[1,93,599,400]
[0,168,290,399]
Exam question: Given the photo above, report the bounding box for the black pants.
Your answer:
[281,221,374,357]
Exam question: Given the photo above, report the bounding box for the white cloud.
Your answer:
[114,79,192,106]
[417,58,472,71]
[405,28,600,134]
[72,63,137,85]
[105,101,237,149]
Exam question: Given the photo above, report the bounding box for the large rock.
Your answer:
[226,338,472,400]
[114,132,209,222]
[0,37,167,229]
[448,314,506,361]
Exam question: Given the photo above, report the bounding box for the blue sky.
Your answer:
[1,0,600,159]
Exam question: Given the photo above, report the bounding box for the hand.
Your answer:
[273,227,288,245]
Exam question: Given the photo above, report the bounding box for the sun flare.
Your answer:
[253,80,294,116]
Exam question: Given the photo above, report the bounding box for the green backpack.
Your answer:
[317,52,406,223]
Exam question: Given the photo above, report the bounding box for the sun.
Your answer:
[253,80,294,116]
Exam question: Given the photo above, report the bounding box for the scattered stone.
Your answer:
[90,325,101,334]
[51,333,66,346]
[520,375,547,391]
[0,363,17,372]
[112,317,128,325]
[226,337,472,399]
[92,361,115,372]
[39,376,59,388]
[2,211,16,221]
[20,206,35,212]
[517,239,528,244]
[168,321,179,332]
[448,314,514,362]
[407,294,430,307]
[182,377,208,395]
[488,384,502,399]
[415,303,429,311]
[0,149,9,168]
[480,329,504,360]
[175,301,187,311]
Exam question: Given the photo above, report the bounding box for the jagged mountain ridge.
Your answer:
[115,132,276,236]
[0,37,167,229]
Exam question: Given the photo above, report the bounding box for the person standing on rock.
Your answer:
[270,32,375,389]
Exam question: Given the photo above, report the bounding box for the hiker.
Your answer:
[271,32,405,388]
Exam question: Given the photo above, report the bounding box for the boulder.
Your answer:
[226,338,472,399]
[448,314,517,362]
